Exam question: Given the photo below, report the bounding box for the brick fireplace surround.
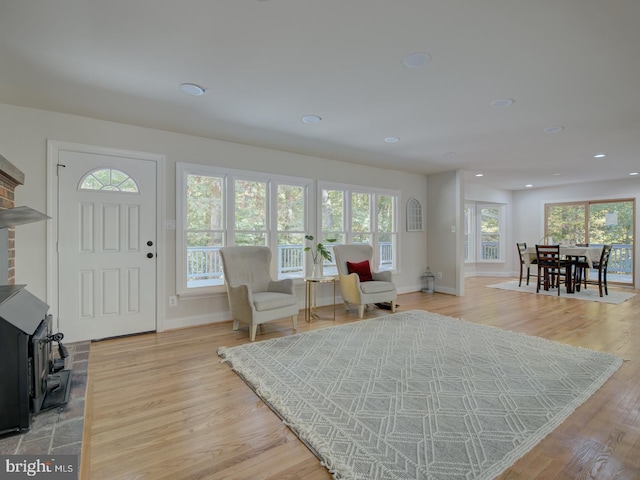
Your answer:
[0,153,25,285]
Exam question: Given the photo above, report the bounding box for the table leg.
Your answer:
[305,281,311,322]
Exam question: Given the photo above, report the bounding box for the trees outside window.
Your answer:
[545,199,634,283]
[464,203,504,262]
[234,179,267,246]
[177,164,311,293]
[177,167,400,293]
[480,206,502,261]
[321,183,399,275]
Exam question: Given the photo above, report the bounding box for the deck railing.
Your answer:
[187,242,394,282]
[189,243,633,283]
[463,242,633,275]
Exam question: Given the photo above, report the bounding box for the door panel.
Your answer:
[58,151,157,341]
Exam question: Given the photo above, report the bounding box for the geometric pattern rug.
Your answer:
[487,280,636,304]
[218,310,622,480]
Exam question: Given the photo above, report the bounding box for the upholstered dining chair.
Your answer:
[219,246,299,341]
[333,244,397,318]
[535,244,571,295]
[574,244,612,297]
[517,242,537,287]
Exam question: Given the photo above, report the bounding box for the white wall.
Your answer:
[513,179,640,288]
[427,170,463,295]
[0,103,428,331]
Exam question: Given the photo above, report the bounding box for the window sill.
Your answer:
[178,285,227,300]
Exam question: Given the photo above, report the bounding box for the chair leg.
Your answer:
[343,301,350,311]
[358,304,365,318]
[526,267,531,285]
[232,319,240,331]
[519,263,524,287]
[391,300,396,313]
[291,314,297,331]
[250,324,258,342]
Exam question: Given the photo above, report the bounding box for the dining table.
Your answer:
[523,245,603,293]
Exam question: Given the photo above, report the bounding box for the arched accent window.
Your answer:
[406,197,423,231]
[80,168,140,193]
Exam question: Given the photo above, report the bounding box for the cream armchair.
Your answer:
[333,244,397,318]
[219,246,298,341]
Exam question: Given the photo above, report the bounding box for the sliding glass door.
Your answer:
[545,199,635,284]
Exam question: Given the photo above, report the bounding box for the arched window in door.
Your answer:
[79,168,140,193]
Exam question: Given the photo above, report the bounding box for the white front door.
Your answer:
[57,150,157,341]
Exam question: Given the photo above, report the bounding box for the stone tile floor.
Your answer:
[0,341,89,458]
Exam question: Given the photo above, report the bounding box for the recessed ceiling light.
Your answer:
[553,173,562,176]
[593,153,606,158]
[475,173,484,177]
[384,137,400,143]
[402,52,431,68]
[301,115,322,124]
[525,184,533,188]
[630,172,639,176]
[179,83,206,96]
[490,98,514,109]
[544,126,565,134]
[442,151,457,157]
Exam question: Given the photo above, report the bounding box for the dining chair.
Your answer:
[516,242,537,287]
[535,244,571,295]
[571,243,589,290]
[574,245,612,297]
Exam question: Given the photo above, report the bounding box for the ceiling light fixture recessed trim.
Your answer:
[179,83,206,96]
[301,115,322,124]
[544,126,565,134]
[593,153,606,158]
[402,52,431,69]
[475,173,484,177]
[525,184,533,188]
[384,136,400,143]
[629,172,639,176]
[490,98,514,109]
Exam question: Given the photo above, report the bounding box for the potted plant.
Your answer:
[304,235,337,277]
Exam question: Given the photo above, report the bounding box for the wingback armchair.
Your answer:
[333,244,397,318]
[219,246,299,341]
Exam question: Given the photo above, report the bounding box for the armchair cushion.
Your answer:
[360,281,395,294]
[347,260,373,282]
[253,292,299,311]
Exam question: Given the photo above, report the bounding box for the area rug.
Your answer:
[218,310,622,480]
[487,280,636,304]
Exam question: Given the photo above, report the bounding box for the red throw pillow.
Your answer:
[347,260,373,282]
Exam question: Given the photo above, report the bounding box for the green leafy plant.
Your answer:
[304,235,337,264]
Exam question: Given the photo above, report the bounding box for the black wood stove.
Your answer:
[0,284,71,435]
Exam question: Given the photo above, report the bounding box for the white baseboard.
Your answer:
[465,271,515,278]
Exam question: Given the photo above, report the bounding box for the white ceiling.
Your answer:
[1,0,639,191]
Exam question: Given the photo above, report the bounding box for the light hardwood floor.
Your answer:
[81,277,640,479]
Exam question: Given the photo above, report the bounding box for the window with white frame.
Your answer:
[479,205,503,261]
[176,163,311,293]
[320,182,399,275]
[464,203,476,263]
[464,203,504,262]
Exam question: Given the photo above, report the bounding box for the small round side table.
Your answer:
[304,276,336,322]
